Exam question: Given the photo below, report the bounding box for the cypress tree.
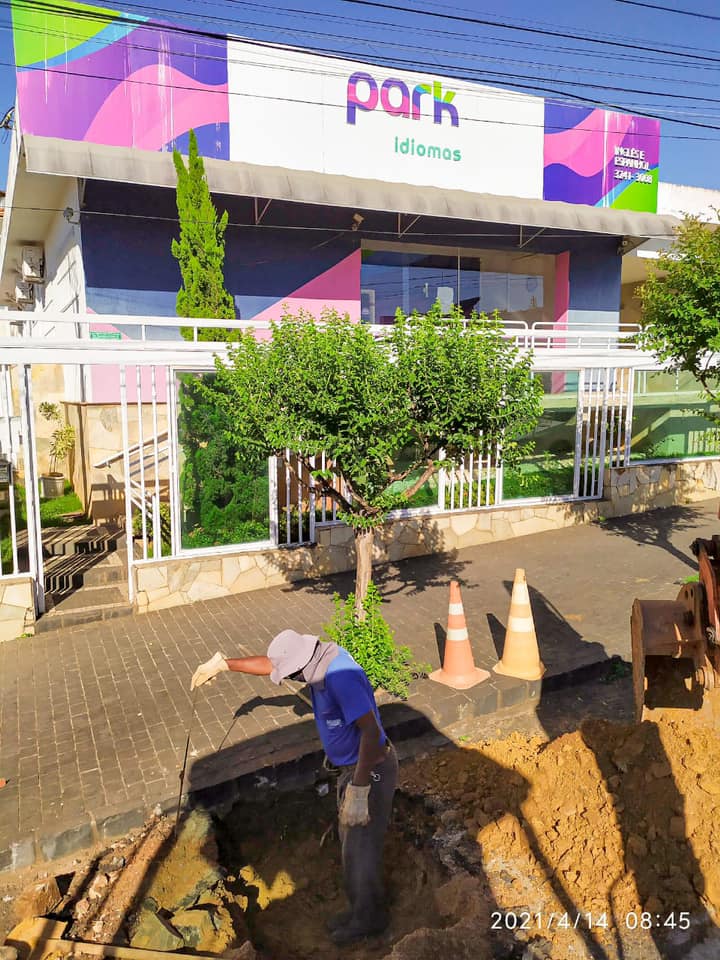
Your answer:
[172,129,235,339]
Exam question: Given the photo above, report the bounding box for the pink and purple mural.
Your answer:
[12,0,229,158]
[543,101,660,212]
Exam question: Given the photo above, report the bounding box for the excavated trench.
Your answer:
[17,706,720,960]
[60,786,474,960]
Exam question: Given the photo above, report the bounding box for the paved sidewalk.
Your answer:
[0,499,717,869]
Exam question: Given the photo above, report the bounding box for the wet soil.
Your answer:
[216,788,450,960]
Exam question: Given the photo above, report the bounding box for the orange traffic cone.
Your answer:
[494,568,545,681]
[430,581,490,689]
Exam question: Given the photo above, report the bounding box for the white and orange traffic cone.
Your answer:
[430,581,490,690]
[494,568,545,681]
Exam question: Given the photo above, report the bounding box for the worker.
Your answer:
[191,629,398,946]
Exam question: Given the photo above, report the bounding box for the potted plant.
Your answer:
[39,402,76,499]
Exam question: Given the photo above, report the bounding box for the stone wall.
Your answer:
[65,403,169,524]
[604,458,720,517]
[133,457,720,615]
[0,576,35,643]
[134,499,602,613]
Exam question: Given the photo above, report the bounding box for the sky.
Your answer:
[1,0,720,191]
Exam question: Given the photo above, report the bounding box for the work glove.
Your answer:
[191,652,228,690]
[339,783,371,827]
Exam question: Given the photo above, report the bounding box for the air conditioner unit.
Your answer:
[15,279,34,304]
[21,245,45,283]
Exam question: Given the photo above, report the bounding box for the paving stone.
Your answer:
[2,499,719,869]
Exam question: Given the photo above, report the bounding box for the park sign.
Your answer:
[11,0,659,212]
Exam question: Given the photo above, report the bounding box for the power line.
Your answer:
[3,21,720,136]
[12,0,720,96]
[614,0,720,21]
[10,11,720,115]
[332,0,720,65]
[205,0,720,64]
[6,0,720,135]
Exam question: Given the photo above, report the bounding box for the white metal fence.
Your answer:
[0,309,681,622]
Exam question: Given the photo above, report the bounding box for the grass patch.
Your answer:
[39,487,85,524]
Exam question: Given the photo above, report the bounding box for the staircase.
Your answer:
[36,524,134,633]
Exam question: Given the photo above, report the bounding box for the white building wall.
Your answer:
[657,182,720,224]
[28,180,88,402]
[31,180,85,318]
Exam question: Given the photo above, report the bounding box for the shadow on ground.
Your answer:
[598,504,713,570]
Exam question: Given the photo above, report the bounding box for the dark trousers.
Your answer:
[336,743,399,931]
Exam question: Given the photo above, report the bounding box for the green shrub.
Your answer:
[323,583,429,699]
[181,520,268,549]
[132,501,172,550]
[177,373,270,548]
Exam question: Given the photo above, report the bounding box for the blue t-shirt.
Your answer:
[310,648,387,766]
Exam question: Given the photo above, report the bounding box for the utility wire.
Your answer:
[4,18,720,135]
[614,0,720,21]
[9,12,720,114]
[11,3,720,95]
[332,0,720,65]
[5,0,720,135]
[10,0,720,83]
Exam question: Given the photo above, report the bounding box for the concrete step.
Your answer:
[43,549,128,593]
[42,525,125,558]
[35,584,134,634]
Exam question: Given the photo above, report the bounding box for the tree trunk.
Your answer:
[354,527,374,620]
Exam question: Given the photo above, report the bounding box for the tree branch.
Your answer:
[292,452,355,515]
[398,460,438,503]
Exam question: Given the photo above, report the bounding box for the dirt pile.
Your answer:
[401,713,720,957]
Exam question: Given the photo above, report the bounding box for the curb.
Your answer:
[0,655,622,874]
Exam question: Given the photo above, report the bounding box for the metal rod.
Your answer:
[20,364,45,614]
[297,453,303,545]
[175,687,199,836]
[494,439,504,505]
[119,365,135,604]
[624,368,636,467]
[285,448,292,545]
[136,366,148,561]
[166,367,181,555]
[573,369,584,498]
[596,366,611,499]
[467,451,474,510]
[3,365,18,574]
[151,365,161,559]
[309,454,316,544]
[268,455,279,546]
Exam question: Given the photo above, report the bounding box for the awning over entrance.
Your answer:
[23,135,680,242]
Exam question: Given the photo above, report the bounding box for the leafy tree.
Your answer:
[211,303,543,616]
[172,128,235,339]
[639,214,720,412]
[172,128,259,545]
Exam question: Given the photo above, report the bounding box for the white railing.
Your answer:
[0,363,21,578]
[6,309,644,357]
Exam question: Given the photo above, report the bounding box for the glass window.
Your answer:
[631,371,720,461]
[177,373,270,548]
[360,244,555,325]
[503,372,577,500]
